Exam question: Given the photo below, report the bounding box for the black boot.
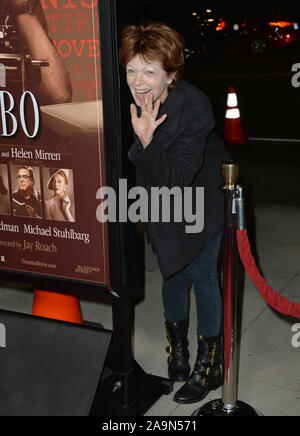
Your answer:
[173,333,222,404]
[165,320,190,382]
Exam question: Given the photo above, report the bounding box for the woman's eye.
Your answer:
[127,69,134,74]
[146,71,154,75]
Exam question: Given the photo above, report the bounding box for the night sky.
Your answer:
[123,0,300,47]
[129,1,300,23]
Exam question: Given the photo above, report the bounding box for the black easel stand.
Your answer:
[90,294,173,416]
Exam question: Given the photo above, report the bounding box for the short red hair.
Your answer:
[119,22,185,89]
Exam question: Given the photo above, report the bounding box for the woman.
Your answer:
[119,22,231,404]
[0,174,10,215]
[45,169,75,222]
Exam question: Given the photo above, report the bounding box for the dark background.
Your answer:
[118,0,300,210]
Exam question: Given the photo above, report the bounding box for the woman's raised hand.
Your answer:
[62,195,71,213]
[130,92,167,148]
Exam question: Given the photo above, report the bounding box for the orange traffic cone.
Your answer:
[223,85,248,144]
[32,289,83,324]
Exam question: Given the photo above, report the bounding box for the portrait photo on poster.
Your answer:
[10,165,42,219]
[43,167,75,223]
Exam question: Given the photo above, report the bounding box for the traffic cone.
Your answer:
[32,289,83,324]
[223,85,248,144]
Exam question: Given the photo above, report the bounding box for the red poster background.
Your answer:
[41,0,102,102]
[0,0,110,286]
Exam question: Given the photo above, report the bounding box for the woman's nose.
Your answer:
[134,72,144,86]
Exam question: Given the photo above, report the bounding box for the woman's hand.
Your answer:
[130,92,167,148]
[62,195,75,222]
[62,195,71,213]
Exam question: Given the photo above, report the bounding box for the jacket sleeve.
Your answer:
[128,106,215,189]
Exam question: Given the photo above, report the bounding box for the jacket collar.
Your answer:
[158,80,185,134]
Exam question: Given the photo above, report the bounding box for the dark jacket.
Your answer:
[128,79,231,279]
[12,189,42,218]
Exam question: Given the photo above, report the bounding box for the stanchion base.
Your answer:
[192,399,259,416]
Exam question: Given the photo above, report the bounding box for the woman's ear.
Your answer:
[167,72,176,85]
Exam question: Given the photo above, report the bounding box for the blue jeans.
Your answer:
[162,232,223,337]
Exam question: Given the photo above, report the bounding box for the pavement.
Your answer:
[0,203,299,416]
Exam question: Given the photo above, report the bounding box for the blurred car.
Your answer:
[241,8,300,55]
[182,7,300,59]
[183,9,244,60]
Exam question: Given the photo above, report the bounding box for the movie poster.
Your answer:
[0,0,110,285]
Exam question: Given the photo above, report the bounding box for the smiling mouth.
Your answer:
[135,89,151,96]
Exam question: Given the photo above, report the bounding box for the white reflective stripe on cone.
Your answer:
[225,108,240,119]
[227,93,238,108]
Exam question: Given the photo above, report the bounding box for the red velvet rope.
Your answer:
[236,229,300,319]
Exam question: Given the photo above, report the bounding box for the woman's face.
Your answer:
[52,174,66,197]
[126,54,174,106]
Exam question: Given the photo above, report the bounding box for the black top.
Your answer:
[128,79,231,279]
[13,189,42,218]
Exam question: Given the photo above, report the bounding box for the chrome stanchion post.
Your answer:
[192,161,259,416]
[221,162,239,412]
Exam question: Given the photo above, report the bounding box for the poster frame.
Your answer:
[0,0,133,300]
